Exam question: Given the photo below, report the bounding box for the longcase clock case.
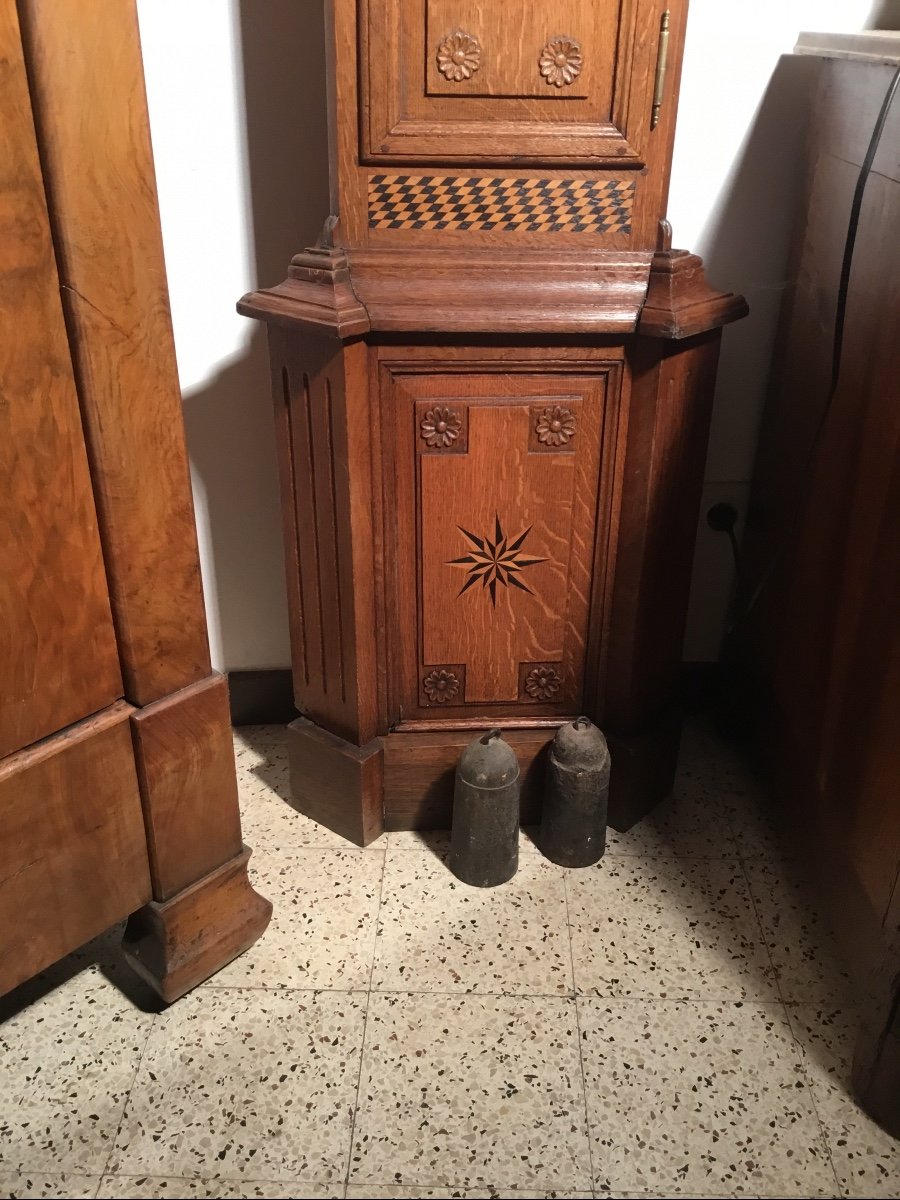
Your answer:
[240,0,747,843]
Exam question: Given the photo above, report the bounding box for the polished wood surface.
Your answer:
[383,726,557,830]
[741,49,900,1133]
[1,1,269,1001]
[0,0,122,759]
[131,675,244,903]
[288,718,384,846]
[382,350,621,721]
[240,0,745,840]
[605,328,722,733]
[19,0,211,706]
[123,847,272,1005]
[336,0,688,248]
[273,330,380,746]
[0,704,150,995]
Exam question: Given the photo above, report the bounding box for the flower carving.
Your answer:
[423,668,460,704]
[525,665,562,702]
[421,406,462,449]
[535,405,577,447]
[539,37,583,88]
[437,30,481,82]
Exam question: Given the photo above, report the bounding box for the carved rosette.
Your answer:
[539,37,583,87]
[437,30,481,82]
[524,665,562,702]
[535,405,577,447]
[421,406,462,449]
[423,668,461,704]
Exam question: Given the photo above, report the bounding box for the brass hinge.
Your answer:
[651,10,671,130]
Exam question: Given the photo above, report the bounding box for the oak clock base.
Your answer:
[286,710,683,839]
[122,846,272,1004]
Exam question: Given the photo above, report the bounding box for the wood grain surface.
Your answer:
[123,846,272,1004]
[19,0,211,706]
[0,702,150,995]
[272,330,380,746]
[131,674,244,903]
[332,0,689,250]
[0,0,122,759]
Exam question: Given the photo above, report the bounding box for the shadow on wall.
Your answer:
[682,53,823,659]
[181,1,329,672]
[698,54,822,480]
[866,0,900,26]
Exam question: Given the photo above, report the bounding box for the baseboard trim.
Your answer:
[227,669,296,726]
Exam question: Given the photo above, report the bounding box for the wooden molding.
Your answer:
[241,246,655,336]
[238,246,370,338]
[350,247,654,333]
[638,248,749,340]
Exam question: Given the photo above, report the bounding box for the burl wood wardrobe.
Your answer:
[240,0,747,845]
[0,0,270,1002]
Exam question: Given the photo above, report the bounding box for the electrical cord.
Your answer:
[718,62,900,631]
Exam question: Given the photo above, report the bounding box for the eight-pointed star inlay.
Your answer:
[447,514,547,607]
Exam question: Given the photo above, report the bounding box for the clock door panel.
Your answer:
[362,0,657,164]
[385,364,621,724]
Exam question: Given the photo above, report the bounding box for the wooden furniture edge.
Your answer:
[122,846,272,1004]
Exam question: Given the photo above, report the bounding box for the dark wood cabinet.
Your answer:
[741,30,900,1137]
[241,0,746,843]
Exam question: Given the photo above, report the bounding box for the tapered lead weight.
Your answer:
[449,728,520,887]
[540,716,610,867]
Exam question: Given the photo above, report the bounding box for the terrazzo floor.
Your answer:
[2,720,898,1200]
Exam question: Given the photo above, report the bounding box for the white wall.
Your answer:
[138,1,879,671]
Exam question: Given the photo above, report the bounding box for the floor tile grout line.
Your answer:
[197,980,793,1004]
[96,1006,160,1182]
[781,999,848,1199]
[341,832,388,1193]
[738,857,846,1199]
[564,871,599,1195]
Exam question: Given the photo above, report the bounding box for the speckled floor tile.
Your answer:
[567,855,778,1000]
[233,727,384,852]
[346,1189,593,1198]
[0,970,154,1174]
[604,780,737,858]
[0,1173,100,1198]
[788,1006,900,1197]
[386,828,543,856]
[349,993,591,1190]
[206,847,384,990]
[110,988,365,1183]
[743,861,853,1006]
[579,998,836,1196]
[97,1177,341,1198]
[371,849,572,995]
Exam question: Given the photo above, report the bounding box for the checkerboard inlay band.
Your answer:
[367,175,635,234]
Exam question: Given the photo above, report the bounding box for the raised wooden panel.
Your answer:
[0,0,122,760]
[0,703,151,996]
[361,0,662,164]
[425,0,607,101]
[383,355,622,724]
[270,330,380,746]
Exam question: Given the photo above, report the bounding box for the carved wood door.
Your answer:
[361,0,663,164]
[382,354,623,726]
